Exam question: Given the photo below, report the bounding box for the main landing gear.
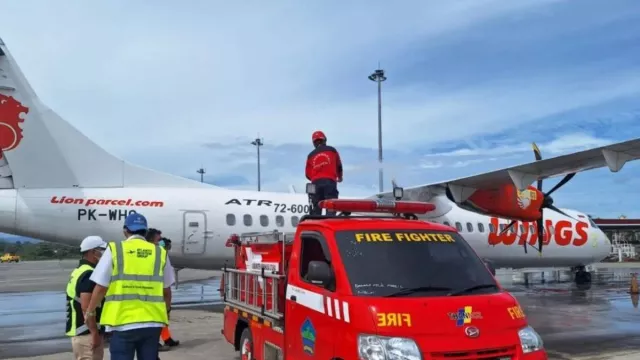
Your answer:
[573,265,592,289]
[174,267,183,289]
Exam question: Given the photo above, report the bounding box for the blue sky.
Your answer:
[1,0,639,221]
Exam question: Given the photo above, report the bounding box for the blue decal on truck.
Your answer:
[301,317,316,355]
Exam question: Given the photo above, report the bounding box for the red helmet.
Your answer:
[312,131,326,142]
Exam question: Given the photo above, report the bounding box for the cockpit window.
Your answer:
[334,230,498,297]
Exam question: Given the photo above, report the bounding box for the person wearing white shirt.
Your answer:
[84,213,175,360]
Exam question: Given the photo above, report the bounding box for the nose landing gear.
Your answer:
[174,267,183,289]
[573,265,592,289]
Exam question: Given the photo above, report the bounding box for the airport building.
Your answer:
[593,217,640,260]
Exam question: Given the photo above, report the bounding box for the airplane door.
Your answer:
[182,211,208,255]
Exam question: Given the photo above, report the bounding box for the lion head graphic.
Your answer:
[0,94,29,153]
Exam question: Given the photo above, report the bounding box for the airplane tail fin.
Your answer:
[0,37,209,189]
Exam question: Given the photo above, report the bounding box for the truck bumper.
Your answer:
[522,349,548,359]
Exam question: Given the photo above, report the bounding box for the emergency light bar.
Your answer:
[318,199,435,214]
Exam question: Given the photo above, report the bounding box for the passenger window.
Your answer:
[292,216,300,227]
[299,233,334,291]
[259,215,269,227]
[226,214,236,226]
[276,215,285,227]
[455,222,462,232]
[443,221,450,227]
[466,222,473,232]
[499,224,506,231]
[477,223,485,233]
[243,214,252,226]
[520,225,525,233]
[489,223,496,233]
[530,225,535,233]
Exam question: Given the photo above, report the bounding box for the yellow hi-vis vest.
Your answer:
[100,238,168,327]
[65,264,100,336]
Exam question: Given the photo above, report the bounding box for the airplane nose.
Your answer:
[598,230,612,260]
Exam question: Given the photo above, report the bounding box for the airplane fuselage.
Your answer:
[0,187,611,270]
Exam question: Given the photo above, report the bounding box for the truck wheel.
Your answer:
[239,327,253,360]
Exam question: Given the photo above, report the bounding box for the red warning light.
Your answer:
[319,199,435,214]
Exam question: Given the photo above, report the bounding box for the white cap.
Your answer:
[80,236,107,252]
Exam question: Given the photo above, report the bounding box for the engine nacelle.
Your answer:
[448,184,543,222]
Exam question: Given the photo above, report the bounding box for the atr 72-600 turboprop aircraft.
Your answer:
[1,38,640,285]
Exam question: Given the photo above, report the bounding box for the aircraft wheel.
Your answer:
[575,270,592,285]
[239,327,253,360]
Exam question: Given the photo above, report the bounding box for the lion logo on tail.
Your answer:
[0,94,29,156]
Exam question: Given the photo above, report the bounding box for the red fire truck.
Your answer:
[221,197,547,360]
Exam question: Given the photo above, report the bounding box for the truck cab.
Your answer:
[222,198,547,360]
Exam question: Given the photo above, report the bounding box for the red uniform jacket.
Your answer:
[305,144,343,182]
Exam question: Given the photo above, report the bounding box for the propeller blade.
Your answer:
[497,221,528,253]
[499,221,517,235]
[545,173,576,196]
[532,142,543,190]
[546,204,579,221]
[536,218,544,253]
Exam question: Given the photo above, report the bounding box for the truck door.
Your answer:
[182,211,209,254]
[285,231,338,359]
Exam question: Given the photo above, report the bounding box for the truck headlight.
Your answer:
[518,326,544,353]
[358,334,422,360]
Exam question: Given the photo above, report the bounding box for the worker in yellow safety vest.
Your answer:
[66,235,107,360]
[84,212,175,360]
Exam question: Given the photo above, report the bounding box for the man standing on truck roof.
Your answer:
[306,130,343,215]
[84,213,175,360]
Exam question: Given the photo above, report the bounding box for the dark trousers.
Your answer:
[109,327,162,360]
[309,179,339,215]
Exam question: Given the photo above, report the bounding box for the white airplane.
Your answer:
[1,37,639,286]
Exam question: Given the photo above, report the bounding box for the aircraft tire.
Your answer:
[575,270,592,285]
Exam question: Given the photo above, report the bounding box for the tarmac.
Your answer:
[2,260,640,359]
[0,259,217,293]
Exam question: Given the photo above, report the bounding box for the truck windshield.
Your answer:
[334,229,499,297]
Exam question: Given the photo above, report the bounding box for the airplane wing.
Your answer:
[377,138,640,202]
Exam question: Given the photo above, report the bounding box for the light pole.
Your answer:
[251,137,264,191]
[368,67,387,193]
[196,167,206,183]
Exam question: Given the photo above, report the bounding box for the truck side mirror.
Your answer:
[306,261,333,288]
[483,259,496,276]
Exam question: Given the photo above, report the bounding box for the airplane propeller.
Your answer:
[500,143,578,254]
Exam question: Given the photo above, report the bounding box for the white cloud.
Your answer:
[425,133,612,158]
[4,0,639,154]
